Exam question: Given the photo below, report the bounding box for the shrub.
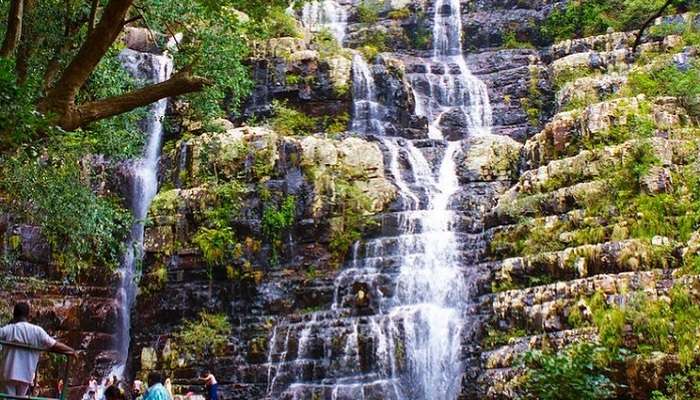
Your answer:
[520,343,616,400]
[270,100,320,136]
[388,7,410,20]
[0,155,132,278]
[358,31,389,61]
[357,0,382,24]
[262,194,296,263]
[264,7,301,38]
[175,312,232,362]
[501,31,535,49]
[627,62,700,120]
[542,0,670,41]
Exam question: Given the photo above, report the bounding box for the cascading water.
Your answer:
[411,0,492,138]
[265,0,493,398]
[300,0,348,45]
[107,49,173,383]
[350,53,386,135]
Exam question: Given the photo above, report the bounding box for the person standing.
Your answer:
[0,302,75,396]
[143,372,169,400]
[200,372,217,400]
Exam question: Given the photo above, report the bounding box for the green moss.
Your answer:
[501,31,535,49]
[482,327,528,348]
[388,7,410,20]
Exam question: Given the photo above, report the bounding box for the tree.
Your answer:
[632,0,690,52]
[0,0,292,135]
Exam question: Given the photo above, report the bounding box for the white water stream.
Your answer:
[95,49,172,393]
[266,0,493,398]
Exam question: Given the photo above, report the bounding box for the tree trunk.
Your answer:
[56,67,210,130]
[36,0,212,131]
[39,0,136,116]
[15,0,35,84]
[0,0,24,58]
[632,0,676,53]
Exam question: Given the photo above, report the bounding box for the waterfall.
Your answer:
[350,53,386,135]
[412,0,492,139]
[300,0,348,45]
[107,49,173,384]
[265,0,493,398]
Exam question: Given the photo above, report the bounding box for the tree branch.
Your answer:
[0,0,24,58]
[632,0,675,53]
[63,68,210,130]
[40,0,135,112]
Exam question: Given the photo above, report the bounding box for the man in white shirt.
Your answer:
[0,302,75,397]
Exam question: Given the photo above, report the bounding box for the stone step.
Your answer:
[490,239,681,292]
[482,269,688,333]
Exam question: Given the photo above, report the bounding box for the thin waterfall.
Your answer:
[300,0,348,45]
[351,53,386,134]
[106,49,173,385]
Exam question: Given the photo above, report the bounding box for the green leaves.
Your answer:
[0,153,132,278]
[175,312,232,362]
[521,343,616,400]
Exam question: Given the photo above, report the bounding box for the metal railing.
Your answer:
[0,340,71,400]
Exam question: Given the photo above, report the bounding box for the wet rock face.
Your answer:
[242,38,352,120]
[462,0,556,50]
[130,127,397,398]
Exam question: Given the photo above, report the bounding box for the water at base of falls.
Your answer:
[94,49,172,392]
[265,0,493,398]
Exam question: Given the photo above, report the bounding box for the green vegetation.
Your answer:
[407,12,432,50]
[328,178,377,264]
[522,66,544,127]
[0,153,132,278]
[0,0,298,279]
[518,280,700,398]
[542,0,680,41]
[175,312,232,362]
[501,31,535,49]
[262,194,297,263]
[388,7,411,20]
[483,327,528,348]
[520,343,616,400]
[357,0,382,24]
[269,100,349,136]
[358,31,389,61]
[627,61,700,120]
[271,100,319,136]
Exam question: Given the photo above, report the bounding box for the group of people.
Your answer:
[97,372,218,400]
[1,302,219,400]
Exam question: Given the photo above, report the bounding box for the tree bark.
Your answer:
[0,0,24,58]
[88,0,99,34]
[39,0,135,115]
[15,0,35,84]
[632,0,676,53]
[56,67,210,130]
